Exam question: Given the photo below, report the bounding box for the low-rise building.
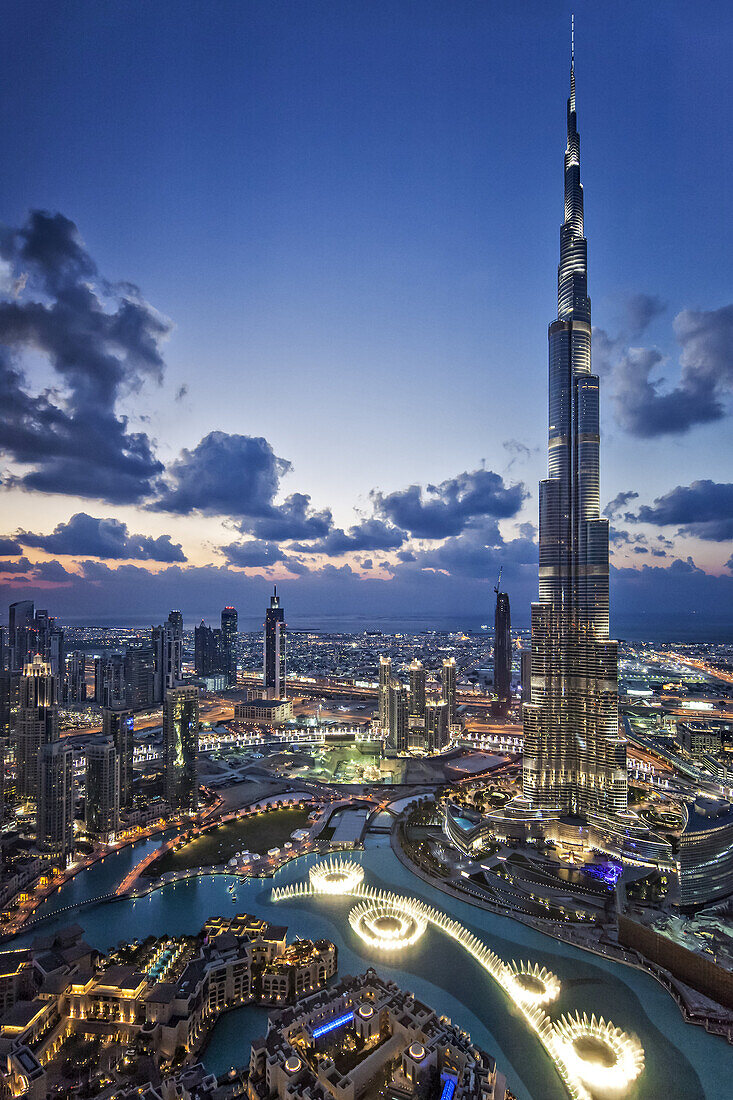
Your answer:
[234,699,293,724]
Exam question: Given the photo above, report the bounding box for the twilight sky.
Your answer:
[1,0,732,633]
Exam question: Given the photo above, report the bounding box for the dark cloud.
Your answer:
[221,540,288,569]
[603,490,639,520]
[175,385,188,402]
[633,480,733,541]
[292,518,406,556]
[0,537,22,555]
[0,210,170,502]
[153,432,290,518]
[240,492,332,541]
[373,468,525,539]
[599,302,733,438]
[620,293,666,337]
[18,512,186,562]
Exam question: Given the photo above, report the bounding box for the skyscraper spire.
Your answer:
[522,24,627,819]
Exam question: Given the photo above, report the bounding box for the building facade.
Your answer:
[85,742,120,842]
[163,685,199,813]
[264,588,286,699]
[493,591,511,707]
[37,740,74,865]
[104,708,135,809]
[15,656,58,803]
[221,606,238,686]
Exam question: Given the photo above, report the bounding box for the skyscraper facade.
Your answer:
[378,656,392,731]
[221,607,238,686]
[163,684,199,812]
[494,591,512,707]
[103,708,134,809]
[264,588,286,699]
[37,740,74,865]
[152,622,182,703]
[85,742,120,841]
[441,658,456,726]
[522,44,627,817]
[16,655,58,803]
[408,660,427,720]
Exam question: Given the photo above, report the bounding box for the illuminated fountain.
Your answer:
[309,857,364,894]
[271,870,645,1100]
[508,961,561,1006]
[349,899,427,950]
[553,1012,644,1094]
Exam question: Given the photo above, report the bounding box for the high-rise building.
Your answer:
[64,651,87,704]
[388,685,409,753]
[221,607,238,686]
[494,591,512,707]
[124,646,156,709]
[264,588,286,699]
[408,660,427,720]
[425,701,449,752]
[152,622,182,703]
[441,658,456,726]
[94,654,126,709]
[85,742,119,841]
[522,40,627,817]
[33,610,64,679]
[378,657,392,731]
[194,622,226,678]
[167,610,184,639]
[37,740,74,865]
[163,685,199,812]
[8,601,34,671]
[16,655,58,803]
[103,708,134,808]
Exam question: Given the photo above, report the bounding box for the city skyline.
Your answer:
[1,1,732,633]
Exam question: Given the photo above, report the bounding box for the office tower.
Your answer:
[0,669,19,740]
[103,708,134,808]
[520,649,532,704]
[34,610,64,679]
[9,601,35,671]
[264,587,286,699]
[64,651,87,704]
[378,657,392,731]
[522,41,627,817]
[16,655,58,802]
[441,658,456,725]
[194,622,226,678]
[37,740,74,865]
[0,627,6,672]
[85,742,119,841]
[221,607,238,686]
[425,701,449,752]
[167,610,184,639]
[408,660,427,720]
[494,590,512,707]
[124,646,156,709]
[163,684,199,812]
[94,654,126,709]
[0,736,16,816]
[152,622,182,702]
[388,685,409,753]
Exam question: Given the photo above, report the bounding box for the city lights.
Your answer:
[309,857,365,894]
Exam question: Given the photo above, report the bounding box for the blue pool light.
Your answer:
[311,1011,354,1040]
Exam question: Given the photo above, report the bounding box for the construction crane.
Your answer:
[494,565,503,596]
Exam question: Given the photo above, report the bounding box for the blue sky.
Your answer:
[0,0,732,631]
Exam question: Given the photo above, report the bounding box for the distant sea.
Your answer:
[62,611,733,644]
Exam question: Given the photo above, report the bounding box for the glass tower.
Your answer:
[522,38,627,817]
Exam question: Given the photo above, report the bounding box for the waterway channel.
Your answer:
[11,834,732,1099]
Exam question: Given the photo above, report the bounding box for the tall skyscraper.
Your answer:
[103,708,134,808]
[522,39,627,817]
[388,684,409,753]
[194,621,226,678]
[94,654,126,709]
[163,684,199,812]
[16,655,58,803]
[64,650,87,704]
[85,742,120,841]
[8,601,34,671]
[424,701,449,752]
[441,658,456,726]
[124,645,156,710]
[378,656,392,731]
[408,660,427,720]
[37,740,74,865]
[167,610,184,639]
[152,622,182,702]
[520,649,532,705]
[221,607,238,686]
[494,590,512,707]
[263,588,286,699]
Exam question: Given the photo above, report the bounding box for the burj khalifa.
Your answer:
[522,28,628,817]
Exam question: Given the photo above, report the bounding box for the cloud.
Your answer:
[374,468,525,538]
[633,480,733,541]
[240,492,332,541]
[153,431,291,517]
[599,301,733,437]
[221,540,293,569]
[18,512,186,562]
[0,210,171,502]
[0,537,22,555]
[620,293,666,337]
[603,490,639,520]
[292,518,406,556]
[175,384,188,402]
